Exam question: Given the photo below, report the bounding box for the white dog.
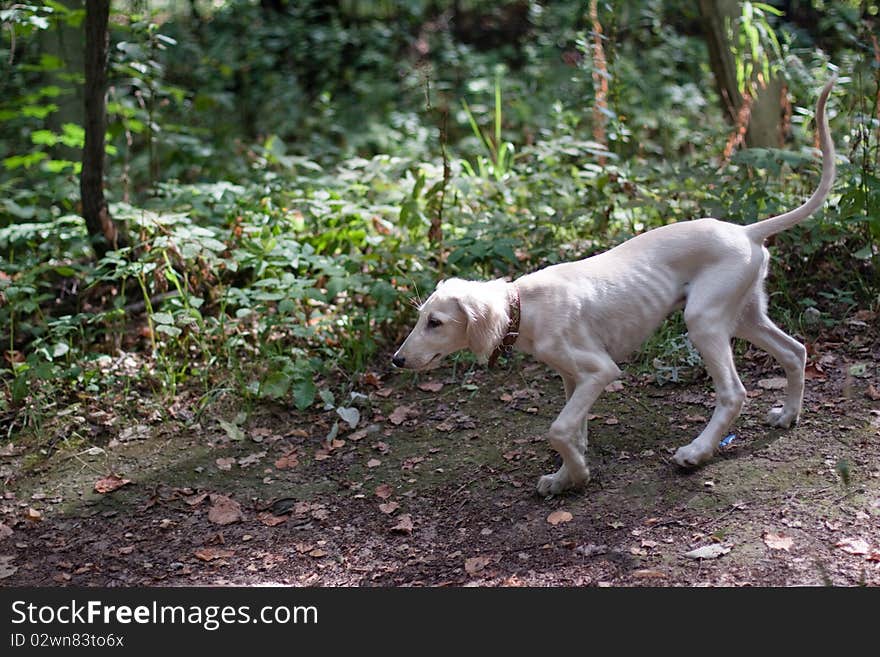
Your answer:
[393,76,836,495]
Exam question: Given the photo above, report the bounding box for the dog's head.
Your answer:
[392,277,511,371]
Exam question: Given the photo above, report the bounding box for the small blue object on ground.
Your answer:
[719,433,735,448]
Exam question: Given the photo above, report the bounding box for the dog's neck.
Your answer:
[488,283,521,367]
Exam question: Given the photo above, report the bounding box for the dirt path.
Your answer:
[2,329,879,587]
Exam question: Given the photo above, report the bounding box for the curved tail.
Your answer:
[745,74,837,243]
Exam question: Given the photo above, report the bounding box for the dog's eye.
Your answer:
[427,317,443,329]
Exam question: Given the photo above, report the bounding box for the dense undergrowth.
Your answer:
[1,1,878,439]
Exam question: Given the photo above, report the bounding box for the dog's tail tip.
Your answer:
[821,70,839,94]
[745,73,836,242]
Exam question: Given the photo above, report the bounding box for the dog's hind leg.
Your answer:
[673,303,747,468]
[735,292,806,428]
[561,372,588,455]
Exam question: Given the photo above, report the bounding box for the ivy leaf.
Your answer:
[155,324,181,337]
[217,419,244,442]
[336,406,360,429]
[292,379,316,410]
[260,371,291,399]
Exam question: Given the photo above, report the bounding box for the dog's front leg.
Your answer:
[538,361,620,496]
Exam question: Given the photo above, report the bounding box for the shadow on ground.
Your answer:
[2,346,879,586]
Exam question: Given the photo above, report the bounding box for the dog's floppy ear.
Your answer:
[455,280,510,363]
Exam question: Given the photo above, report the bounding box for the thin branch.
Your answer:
[588,0,608,165]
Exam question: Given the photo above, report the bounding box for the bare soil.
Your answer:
[2,326,879,587]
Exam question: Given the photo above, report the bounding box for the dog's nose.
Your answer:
[392,354,406,368]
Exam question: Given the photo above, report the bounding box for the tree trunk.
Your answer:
[698,0,784,148]
[80,0,121,259]
[747,76,785,147]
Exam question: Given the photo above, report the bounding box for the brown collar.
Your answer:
[488,283,521,368]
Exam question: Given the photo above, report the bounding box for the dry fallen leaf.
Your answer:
[237,451,266,468]
[464,555,492,575]
[366,458,381,468]
[2,349,23,364]
[758,377,787,390]
[379,501,400,515]
[194,547,234,562]
[207,494,243,525]
[835,537,870,556]
[764,531,793,551]
[274,450,299,469]
[0,555,18,579]
[604,417,619,425]
[684,544,730,559]
[94,474,132,494]
[374,483,393,499]
[867,384,880,401]
[804,363,827,381]
[0,523,13,540]
[392,514,414,534]
[417,381,444,392]
[435,419,456,432]
[604,380,624,393]
[362,372,381,388]
[401,456,424,470]
[547,510,573,526]
[257,512,287,527]
[632,569,666,579]
[0,443,22,457]
[249,427,273,443]
[389,405,416,425]
[215,457,235,471]
[185,492,208,507]
[308,549,327,558]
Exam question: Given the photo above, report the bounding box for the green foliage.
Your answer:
[460,72,517,181]
[1,1,879,437]
[731,1,784,95]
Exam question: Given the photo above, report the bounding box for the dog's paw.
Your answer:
[538,474,571,497]
[536,474,565,496]
[672,444,713,469]
[536,468,588,496]
[765,407,798,428]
